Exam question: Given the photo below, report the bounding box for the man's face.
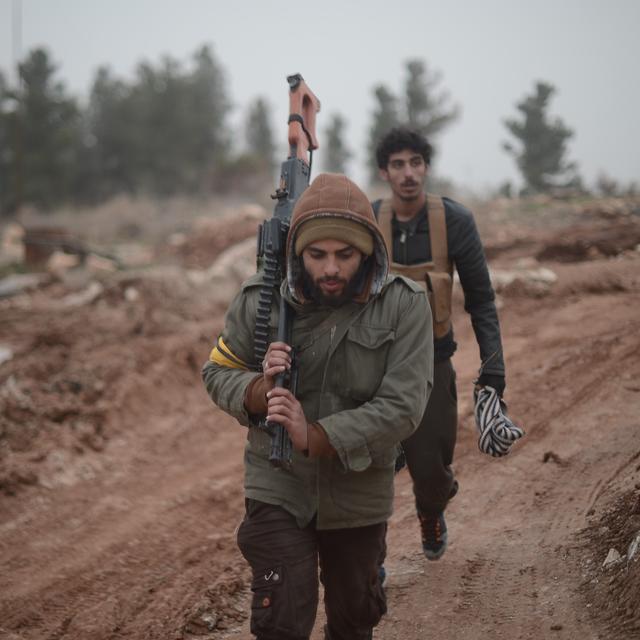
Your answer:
[301,238,364,306]
[379,149,428,202]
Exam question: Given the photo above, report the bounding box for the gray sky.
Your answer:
[1,0,639,192]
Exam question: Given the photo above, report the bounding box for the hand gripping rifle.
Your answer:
[254,74,320,468]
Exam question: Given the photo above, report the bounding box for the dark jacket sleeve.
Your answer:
[445,198,505,377]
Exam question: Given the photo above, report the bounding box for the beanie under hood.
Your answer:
[286,173,389,303]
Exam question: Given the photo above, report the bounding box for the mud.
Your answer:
[1,198,639,639]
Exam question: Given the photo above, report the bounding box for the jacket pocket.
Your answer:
[338,325,395,401]
[346,325,395,349]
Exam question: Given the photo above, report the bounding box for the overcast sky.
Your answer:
[1,0,638,193]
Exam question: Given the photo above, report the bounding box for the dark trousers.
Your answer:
[402,358,458,514]
[237,499,387,640]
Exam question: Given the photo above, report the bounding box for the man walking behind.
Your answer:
[374,127,506,560]
[203,172,432,639]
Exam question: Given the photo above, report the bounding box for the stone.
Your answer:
[198,237,257,303]
[61,281,104,307]
[47,250,80,274]
[0,346,13,366]
[627,531,640,561]
[602,548,623,568]
[0,273,48,298]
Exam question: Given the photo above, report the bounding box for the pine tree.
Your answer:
[503,81,579,193]
[246,97,276,174]
[404,59,460,139]
[367,85,399,183]
[85,44,232,197]
[4,48,82,210]
[84,66,136,199]
[367,59,459,184]
[323,113,352,174]
[0,70,18,214]
[186,45,232,185]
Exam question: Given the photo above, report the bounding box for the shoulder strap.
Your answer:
[378,195,449,270]
[377,199,394,258]
[426,193,449,270]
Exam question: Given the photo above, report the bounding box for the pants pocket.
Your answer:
[238,501,318,639]
[249,566,282,636]
[249,563,316,639]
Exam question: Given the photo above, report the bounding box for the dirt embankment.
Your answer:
[1,198,639,640]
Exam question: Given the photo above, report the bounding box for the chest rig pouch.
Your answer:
[378,194,453,338]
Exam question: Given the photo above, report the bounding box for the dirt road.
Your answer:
[1,206,639,639]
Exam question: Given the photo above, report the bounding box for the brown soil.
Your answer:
[1,201,639,640]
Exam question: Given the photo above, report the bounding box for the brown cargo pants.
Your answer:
[237,499,387,640]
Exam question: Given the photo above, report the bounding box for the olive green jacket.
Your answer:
[202,273,433,529]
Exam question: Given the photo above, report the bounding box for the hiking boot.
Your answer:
[418,511,448,560]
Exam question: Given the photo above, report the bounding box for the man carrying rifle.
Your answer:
[203,172,433,639]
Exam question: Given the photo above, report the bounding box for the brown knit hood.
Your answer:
[286,173,389,303]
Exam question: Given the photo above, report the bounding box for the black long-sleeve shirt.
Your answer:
[373,197,505,376]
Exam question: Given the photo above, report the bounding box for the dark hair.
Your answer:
[375,127,433,169]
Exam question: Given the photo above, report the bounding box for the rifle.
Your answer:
[254,74,320,469]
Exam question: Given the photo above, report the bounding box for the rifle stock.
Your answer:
[254,74,320,469]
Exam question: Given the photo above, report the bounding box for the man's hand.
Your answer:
[262,341,292,392]
[267,387,308,452]
[476,373,505,397]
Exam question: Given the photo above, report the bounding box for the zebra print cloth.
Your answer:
[474,386,524,457]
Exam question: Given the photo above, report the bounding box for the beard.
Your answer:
[397,179,422,202]
[301,259,370,307]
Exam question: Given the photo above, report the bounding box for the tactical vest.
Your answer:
[378,194,453,338]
